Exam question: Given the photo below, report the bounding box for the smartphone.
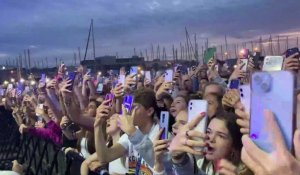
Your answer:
[118,75,126,85]
[145,71,151,81]
[229,79,240,89]
[96,83,104,94]
[67,72,77,90]
[17,82,25,96]
[239,85,251,113]
[262,56,284,71]
[165,69,173,82]
[87,69,92,74]
[7,84,13,90]
[41,73,46,83]
[159,111,170,140]
[250,71,295,153]
[122,95,134,114]
[192,76,199,93]
[286,47,300,58]
[188,100,208,151]
[105,93,114,107]
[239,59,249,72]
[130,66,138,89]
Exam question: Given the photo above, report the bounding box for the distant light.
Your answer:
[10,70,14,74]
[254,47,259,51]
[140,70,144,75]
[138,67,141,71]
[3,81,8,85]
[224,52,228,56]
[46,78,50,83]
[2,66,6,70]
[20,78,25,83]
[10,78,15,83]
[30,80,36,85]
[234,65,237,69]
[240,49,245,54]
[98,72,102,76]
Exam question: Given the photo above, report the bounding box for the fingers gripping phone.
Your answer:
[159,111,170,140]
[250,71,295,153]
[188,100,208,151]
[239,59,249,72]
[262,56,284,71]
[105,93,114,107]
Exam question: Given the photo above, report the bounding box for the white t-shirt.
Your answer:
[0,171,20,175]
[109,157,128,174]
[80,137,90,159]
[118,124,159,175]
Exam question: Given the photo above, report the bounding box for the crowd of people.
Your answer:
[1,48,300,175]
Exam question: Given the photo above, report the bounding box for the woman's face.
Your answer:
[87,101,97,117]
[170,97,187,117]
[204,94,219,118]
[205,118,233,161]
[106,114,119,135]
[172,110,188,135]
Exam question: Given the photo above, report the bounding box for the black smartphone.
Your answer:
[286,47,300,58]
[67,72,77,90]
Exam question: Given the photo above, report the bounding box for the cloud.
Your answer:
[0,0,300,62]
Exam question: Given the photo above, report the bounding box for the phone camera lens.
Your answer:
[241,94,244,97]
[190,107,192,110]
[240,88,243,92]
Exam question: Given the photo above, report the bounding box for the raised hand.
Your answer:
[117,105,136,136]
[111,83,124,99]
[156,82,173,100]
[169,113,207,156]
[222,89,240,108]
[241,110,300,175]
[283,52,300,72]
[94,99,111,127]
[153,128,170,172]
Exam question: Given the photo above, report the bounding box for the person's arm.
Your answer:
[87,80,96,98]
[62,89,95,131]
[74,86,88,111]
[128,128,156,167]
[80,152,98,175]
[94,101,127,164]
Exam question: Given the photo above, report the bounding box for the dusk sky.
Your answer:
[1,0,300,66]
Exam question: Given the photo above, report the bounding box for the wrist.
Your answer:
[126,126,137,136]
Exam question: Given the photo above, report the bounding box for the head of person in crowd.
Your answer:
[169,95,189,118]
[172,110,188,135]
[181,74,193,92]
[132,88,158,126]
[203,82,225,97]
[106,114,120,137]
[205,112,243,165]
[86,99,101,117]
[204,92,223,119]
[200,77,209,92]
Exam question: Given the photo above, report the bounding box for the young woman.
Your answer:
[158,112,251,175]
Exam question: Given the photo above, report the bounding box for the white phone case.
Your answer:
[188,100,208,151]
[165,69,173,82]
[239,85,251,113]
[239,59,249,71]
[159,111,170,139]
[145,71,151,81]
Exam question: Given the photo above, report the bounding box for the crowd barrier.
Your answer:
[0,107,97,175]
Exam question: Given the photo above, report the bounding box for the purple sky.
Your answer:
[0,0,300,66]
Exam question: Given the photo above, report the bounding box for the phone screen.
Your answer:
[122,95,134,114]
[229,79,240,89]
[159,111,170,140]
[96,83,104,93]
[67,72,77,90]
[262,56,284,71]
[41,73,46,83]
[286,47,300,58]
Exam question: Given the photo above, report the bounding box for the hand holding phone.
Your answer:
[67,72,77,90]
[188,100,208,151]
